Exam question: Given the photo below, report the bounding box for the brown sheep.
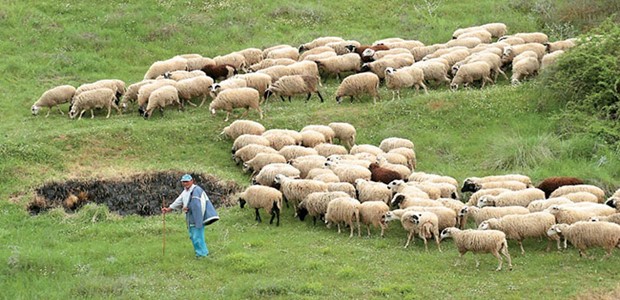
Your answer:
[369,162,404,184]
[536,177,584,198]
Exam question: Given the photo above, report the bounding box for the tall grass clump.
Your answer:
[482,133,560,171]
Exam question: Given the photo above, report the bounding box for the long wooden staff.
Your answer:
[162,197,166,256]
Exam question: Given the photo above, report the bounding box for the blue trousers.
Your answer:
[188,226,209,257]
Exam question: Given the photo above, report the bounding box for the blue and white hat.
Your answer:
[180,174,193,182]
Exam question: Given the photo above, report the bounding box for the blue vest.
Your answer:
[187,186,219,228]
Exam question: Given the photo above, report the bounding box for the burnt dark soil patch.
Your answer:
[28,171,242,216]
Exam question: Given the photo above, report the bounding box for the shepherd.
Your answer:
[162,174,219,258]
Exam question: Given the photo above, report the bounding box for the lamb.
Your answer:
[144,57,188,79]
[175,76,214,107]
[279,146,320,162]
[354,179,392,204]
[209,87,263,122]
[324,196,361,237]
[589,213,620,225]
[314,53,361,81]
[547,221,620,258]
[440,227,513,271]
[252,163,300,187]
[231,134,271,154]
[299,36,345,52]
[547,205,617,224]
[328,122,356,149]
[233,73,273,102]
[358,201,390,237]
[540,50,565,70]
[238,185,283,226]
[264,75,323,103]
[511,55,540,84]
[527,197,574,212]
[536,176,584,198]
[297,191,350,225]
[545,38,578,53]
[478,188,545,208]
[120,80,155,112]
[221,119,266,140]
[68,88,120,120]
[549,185,606,203]
[273,174,328,212]
[232,144,278,165]
[31,85,76,117]
[459,205,530,228]
[388,147,417,170]
[143,85,182,119]
[324,160,371,184]
[242,153,287,175]
[478,212,557,254]
[450,61,493,90]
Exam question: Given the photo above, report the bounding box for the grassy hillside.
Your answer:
[1,0,620,299]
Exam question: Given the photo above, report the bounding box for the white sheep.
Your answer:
[549,185,606,203]
[264,75,323,103]
[545,38,578,53]
[328,122,356,149]
[358,201,390,237]
[408,172,459,189]
[249,58,296,72]
[262,44,295,59]
[232,134,271,154]
[236,47,263,67]
[213,52,246,72]
[209,87,263,122]
[324,160,371,184]
[31,85,76,117]
[238,185,283,226]
[325,196,361,237]
[513,32,549,44]
[327,182,357,198]
[298,46,336,61]
[68,88,120,120]
[459,205,530,228]
[263,128,303,146]
[376,152,408,168]
[289,155,326,178]
[299,130,326,148]
[159,70,207,81]
[175,76,214,107]
[273,174,328,212]
[481,23,508,38]
[440,227,513,271]
[511,56,540,85]
[297,191,350,225]
[360,57,412,79]
[478,212,557,254]
[450,61,493,90]
[314,53,361,81]
[461,180,528,194]
[527,197,574,212]
[120,80,155,112]
[262,132,296,151]
[501,43,546,64]
[562,192,599,203]
[355,179,392,204]
[383,67,424,100]
[457,30,493,43]
[314,143,348,157]
[299,36,345,52]
[209,78,248,98]
[143,85,182,119]
[547,221,620,258]
[242,153,287,175]
[233,73,273,103]
[409,211,442,251]
[589,213,620,225]
[221,119,266,140]
[462,174,532,191]
[252,163,300,187]
[232,144,278,165]
[279,146,320,162]
[478,188,545,208]
[540,50,565,70]
[136,79,176,111]
[547,205,616,224]
[388,147,417,170]
[144,57,188,79]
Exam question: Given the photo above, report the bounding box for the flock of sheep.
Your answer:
[31,22,579,121]
[226,118,620,271]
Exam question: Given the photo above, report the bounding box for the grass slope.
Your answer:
[1,0,619,299]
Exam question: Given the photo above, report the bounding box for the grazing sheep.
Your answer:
[324,160,372,184]
[232,144,278,165]
[527,197,574,212]
[209,87,263,122]
[355,179,392,204]
[327,182,357,198]
[440,227,513,271]
[376,152,408,168]
[405,205,458,231]
[479,212,557,254]
[409,211,442,251]
[547,221,620,258]
[511,55,540,85]
[273,174,328,212]
[299,36,345,52]
[184,56,215,71]
[459,205,530,229]
[328,122,356,149]
[388,147,417,170]
[31,85,76,117]
[513,32,549,44]
[358,201,390,237]
[262,44,295,59]
[69,88,120,120]
[243,153,287,175]
[376,159,411,179]
[411,44,445,61]
[221,119,266,140]
[379,137,414,153]
[300,130,326,148]
[298,46,336,61]
[314,53,361,81]
[547,205,617,224]
[312,144,347,158]
[252,163,300,187]
[233,73,273,102]
[232,134,271,154]
[366,48,413,61]
[262,132,297,151]
[375,40,424,51]
[297,191,350,225]
[325,196,361,237]
[383,67,427,100]
[540,50,565,70]
[413,60,451,86]
[326,40,361,55]
[144,57,188,79]
[408,172,459,189]
[478,188,545,208]
[209,78,248,98]
[457,30,493,43]
[390,193,440,209]
[536,176,584,198]
[464,174,532,188]
[590,213,620,225]
[360,57,412,79]
[264,75,323,103]
[238,185,283,226]
[481,23,508,38]
[160,70,207,81]
[545,38,578,53]
[289,155,326,178]
[263,129,303,146]
[279,146,320,162]
[501,43,547,64]
[120,80,155,112]
[143,85,182,119]
[462,180,528,194]
[249,58,296,72]
[136,79,176,113]
[214,52,246,72]
[388,180,430,198]
[175,76,214,107]
[306,168,335,179]
[550,185,606,203]
[350,144,384,156]
[450,61,493,90]
[346,44,390,60]
[236,47,263,66]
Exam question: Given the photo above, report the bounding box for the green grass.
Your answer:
[2,0,620,299]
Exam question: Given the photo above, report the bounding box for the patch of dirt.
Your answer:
[28,171,242,216]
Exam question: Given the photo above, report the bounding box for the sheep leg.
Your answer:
[269,205,280,226]
[435,235,442,252]
[254,208,261,223]
[391,91,396,101]
[518,240,525,255]
[224,111,230,122]
[106,105,112,118]
[279,96,286,102]
[56,106,65,115]
[305,93,311,102]
[500,242,513,270]
[349,222,355,238]
[316,91,324,102]
[337,223,341,234]
[404,231,414,248]
[349,96,354,103]
[89,109,95,119]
